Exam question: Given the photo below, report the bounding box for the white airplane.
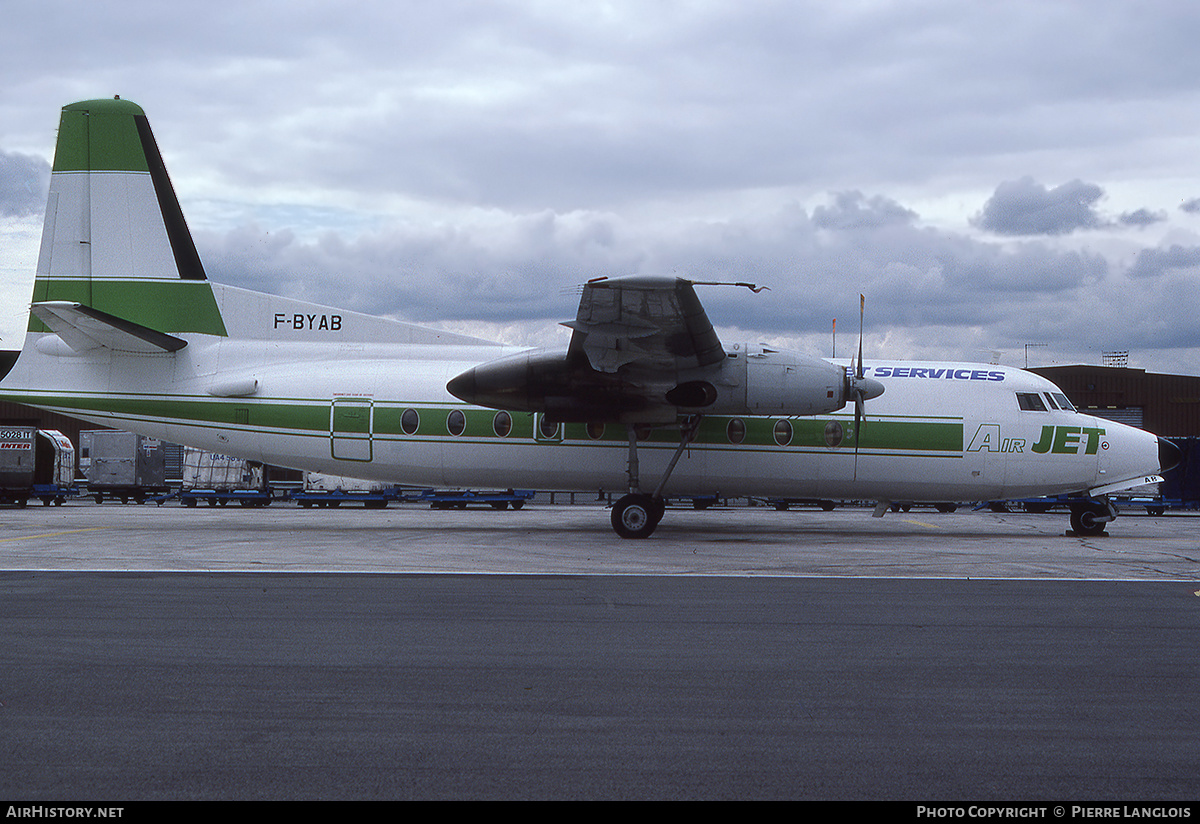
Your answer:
[0,98,1176,538]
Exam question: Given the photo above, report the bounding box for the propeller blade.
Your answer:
[852,293,873,481]
[853,386,864,481]
[856,294,865,380]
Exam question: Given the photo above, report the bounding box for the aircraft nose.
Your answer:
[1158,437,1182,473]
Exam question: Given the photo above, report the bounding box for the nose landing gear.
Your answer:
[1069,499,1115,536]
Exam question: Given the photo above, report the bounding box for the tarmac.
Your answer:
[1,499,1198,800]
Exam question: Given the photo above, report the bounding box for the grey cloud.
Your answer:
[812,192,917,231]
[197,209,642,324]
[195,193,1107,349]
[0,151,50,217]
[1128,244,1200,280]
[973,177,1107,236]
[1180,198,1200,214]
[1119,208,1166,228]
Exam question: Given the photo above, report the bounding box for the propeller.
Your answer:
[846,294,885,479]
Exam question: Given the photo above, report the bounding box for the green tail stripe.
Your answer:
[28,279,228,337]
[52,99,150,173]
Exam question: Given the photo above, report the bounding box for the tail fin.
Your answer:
[29,98,227,339]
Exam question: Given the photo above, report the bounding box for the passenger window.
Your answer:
[773,419,793,446]
[401,408,420,435]
[1016,392,1047,411]
[493,411,512,437]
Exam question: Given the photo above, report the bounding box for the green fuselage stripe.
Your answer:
[8,392,964,453]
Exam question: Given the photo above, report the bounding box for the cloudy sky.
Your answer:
[4,0,1200,373]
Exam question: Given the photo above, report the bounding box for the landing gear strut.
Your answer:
[610,416,700,539]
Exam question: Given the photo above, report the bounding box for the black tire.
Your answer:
[1070,504,1107,536]
[611,494,661,539]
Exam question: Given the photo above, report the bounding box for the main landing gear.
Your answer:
[611,493,667,539]
[610,416,700,539]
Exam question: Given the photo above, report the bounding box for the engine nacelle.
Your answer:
[447,344,881,424]
[675,345,852,417]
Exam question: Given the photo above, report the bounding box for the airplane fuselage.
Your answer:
[2,282,1158,505]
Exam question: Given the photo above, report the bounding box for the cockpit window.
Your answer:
[1016,392,1047,411]
[1050,393,1075,412]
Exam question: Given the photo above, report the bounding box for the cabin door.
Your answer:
[330,398,374,462]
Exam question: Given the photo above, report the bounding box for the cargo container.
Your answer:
[0,426,77,506]
[79,430,168,503]
[178,448,274,506]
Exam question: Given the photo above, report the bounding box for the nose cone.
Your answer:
[1159,437,1182,474]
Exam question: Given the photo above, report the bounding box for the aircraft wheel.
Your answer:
[1070,504,1108,536]
[612,494,661,539]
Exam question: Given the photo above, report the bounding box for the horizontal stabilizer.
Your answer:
[31,302,187,354]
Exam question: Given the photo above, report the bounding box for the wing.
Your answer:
[448,277,727,423]
[446,276,845,424]
[562,277,725,374]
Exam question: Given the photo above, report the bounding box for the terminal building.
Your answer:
[1030,365,1200,438]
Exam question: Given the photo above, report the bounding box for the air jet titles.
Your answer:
[968,424,1106,455]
